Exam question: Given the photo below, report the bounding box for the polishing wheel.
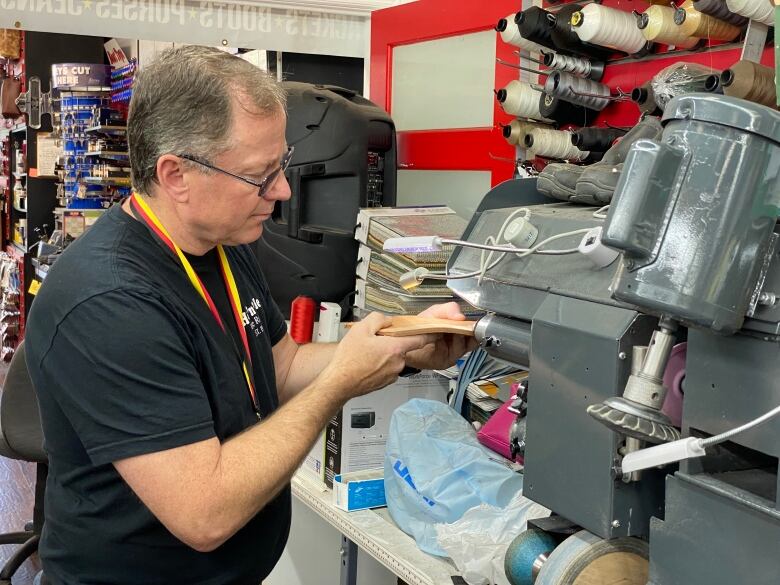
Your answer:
[535,530,648,585]
[505,528,558,585]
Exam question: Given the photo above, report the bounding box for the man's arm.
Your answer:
[273,302,478,404]
[114,314,435,553]
[272,335,337,405]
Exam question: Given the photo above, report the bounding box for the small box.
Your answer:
[299,430,326,483]
[324,370,448,488]
[333,469,386,511]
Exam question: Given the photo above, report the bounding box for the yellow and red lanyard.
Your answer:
[130,193,261,418]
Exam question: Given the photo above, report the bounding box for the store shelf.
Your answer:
[12,205,27,213]
[291,473,459,585]
[10,242,27,255]
[85,125,127,135]
[83,176,131,186]
[10,124,27,133]
[31,258,50,280]
[13,172,27,179]
[84,151,129,159]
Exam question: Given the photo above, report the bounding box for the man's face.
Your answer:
[183,100,291,247]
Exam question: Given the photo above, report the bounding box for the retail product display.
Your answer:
[54,61,133,210]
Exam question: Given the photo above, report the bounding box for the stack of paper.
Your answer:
[353,206,478,316]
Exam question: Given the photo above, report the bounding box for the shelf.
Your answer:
[13,172,27,179]
[291,473,459,585]
[12,205,27,213]
[10,124,27,133]
[84,151,129,160]
[31,258,50,280]
[10,242,26,255]
[83,176,131,186]
[85,125,127,135]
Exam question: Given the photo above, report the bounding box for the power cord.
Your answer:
[621,403,780,474]
[390,208,592,289]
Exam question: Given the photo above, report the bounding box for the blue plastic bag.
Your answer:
[384,399,524,556]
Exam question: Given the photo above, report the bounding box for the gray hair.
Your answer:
[128,45,286,195]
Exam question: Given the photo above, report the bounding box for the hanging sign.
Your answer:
[51,63,111,89]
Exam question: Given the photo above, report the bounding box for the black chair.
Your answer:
[0,342,47,585]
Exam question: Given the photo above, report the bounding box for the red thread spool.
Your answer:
[290,296,317,344]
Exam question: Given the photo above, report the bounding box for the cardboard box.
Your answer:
[300,431,326,483]
[324,370,448,488]
[333,469,386,511]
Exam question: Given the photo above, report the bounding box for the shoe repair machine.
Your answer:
[405,94,780,584]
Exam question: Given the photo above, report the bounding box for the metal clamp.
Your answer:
[15,77,53,129]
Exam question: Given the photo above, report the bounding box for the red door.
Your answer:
[370,0,523,215]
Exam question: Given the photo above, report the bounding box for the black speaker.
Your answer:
[254,82,397,318]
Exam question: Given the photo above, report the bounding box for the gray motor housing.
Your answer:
[603,94,780,334]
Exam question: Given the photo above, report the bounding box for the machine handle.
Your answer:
[602,139,688,264]
[285,163,326,243]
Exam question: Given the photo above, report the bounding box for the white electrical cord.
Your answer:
[592,205,610,219]
[404,208,591,286]
[700,403,780,448]
[621,403,780,474]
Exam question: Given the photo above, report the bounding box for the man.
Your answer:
[25,46,472,585]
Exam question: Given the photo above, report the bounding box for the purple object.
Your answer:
[662,343,686,427]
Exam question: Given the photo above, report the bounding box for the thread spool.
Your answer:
[720,60,777,107]
[524,127,590,161]
[725,0,774,25]
[571,127,626,151]
[637,5,699,48]
[546,70,612,111]
[290,295,317,343]
[539,92,600,125]
[546,3,613,61]
[496,80,552,121]
[674,1,742,40]
[516,7,557,51]
[504,120,544,146]
[571,4,649,55]
[543,52,606,81]
[631,82,662,115]
[652,61,719,109]
[496,14,547,53]
[693,0,748,26]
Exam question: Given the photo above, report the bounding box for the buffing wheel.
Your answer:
[535,530,648,585]
[505,528,558,585]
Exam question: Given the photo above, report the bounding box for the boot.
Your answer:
[537,162,586,202]
[573,115,663,205]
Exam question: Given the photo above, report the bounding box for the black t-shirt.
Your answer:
[25,203,290,585]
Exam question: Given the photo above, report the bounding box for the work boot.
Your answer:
[537,162,586,202]
[573,115,663,206]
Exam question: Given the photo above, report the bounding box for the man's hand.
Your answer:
[404,302,478,370]
[321,312,436,399]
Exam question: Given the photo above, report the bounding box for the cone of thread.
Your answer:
[675,0,741,41]
[640,5,699,48]
[720,60,777,107]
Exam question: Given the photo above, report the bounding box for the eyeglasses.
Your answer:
[179,146,294,199]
